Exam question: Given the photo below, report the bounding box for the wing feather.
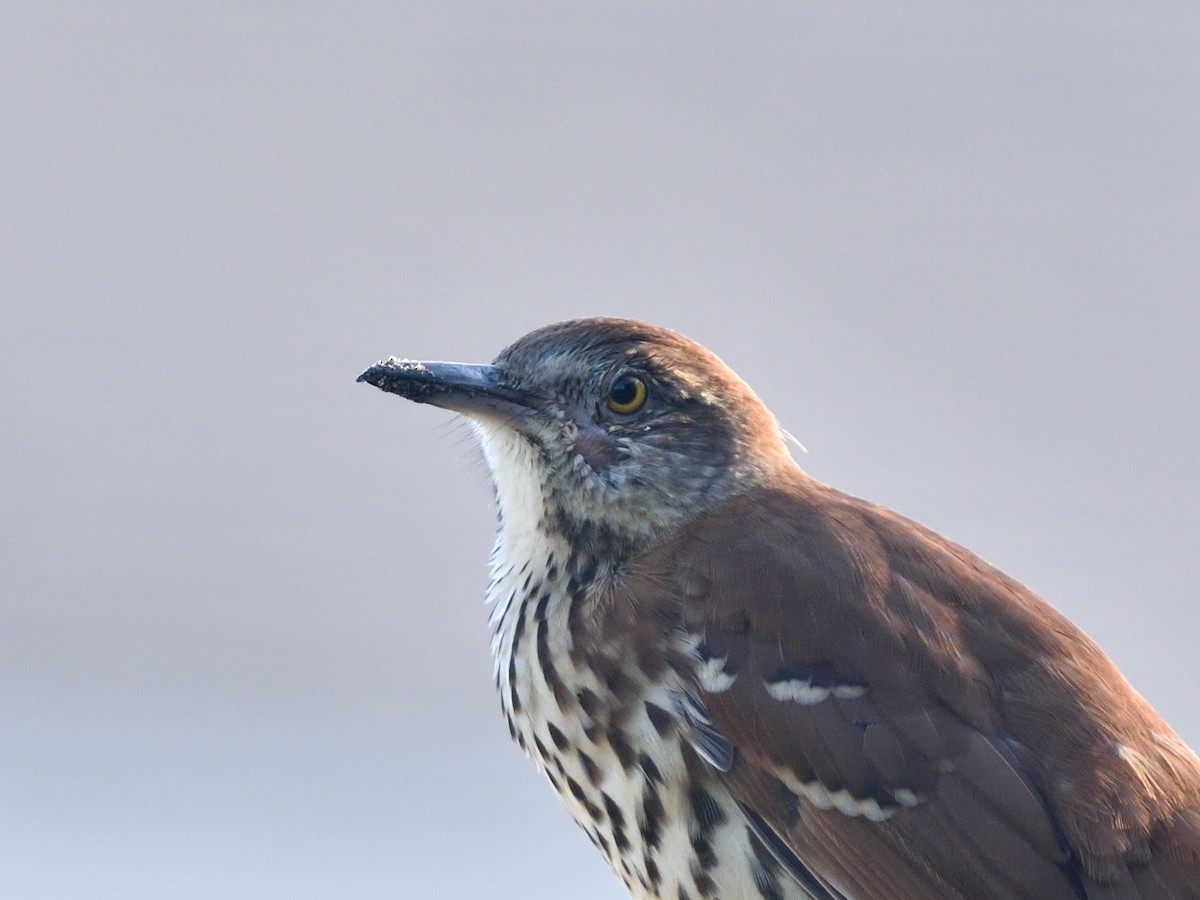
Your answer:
[633,474,1200,898]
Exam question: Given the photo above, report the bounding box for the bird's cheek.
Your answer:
[572,424,617,472]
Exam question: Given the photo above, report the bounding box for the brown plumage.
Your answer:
[360,317,1200,899]
[617,478,1200,898]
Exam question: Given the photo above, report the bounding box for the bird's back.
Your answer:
[633,469,1200,899]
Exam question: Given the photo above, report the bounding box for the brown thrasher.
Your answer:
[359,317,1200,900]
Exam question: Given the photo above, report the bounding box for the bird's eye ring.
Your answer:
[606,374,648,414]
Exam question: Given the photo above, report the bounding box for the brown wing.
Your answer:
[635,472,1200,900]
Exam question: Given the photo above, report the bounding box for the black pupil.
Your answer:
[611,377,639,406]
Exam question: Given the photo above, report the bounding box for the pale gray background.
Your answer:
[4,3,1199,898]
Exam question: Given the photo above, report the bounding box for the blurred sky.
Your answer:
[3,3,1199,898]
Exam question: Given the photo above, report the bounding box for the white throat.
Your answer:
[473,423,570,705]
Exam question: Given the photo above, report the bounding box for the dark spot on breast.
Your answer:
[580,751,603,787]
[547,722,570,752]
[510,597,527,654]
[645,854,661,889]
[566,775,601,822]
[606,726,637,771]
[535,618,571,709]
[576,687,602,718]
[551,679,572,710]
[638,752,664,785]
[690,865,717,898]
[620,858,633,878]
[507,655,521,714]
[603,666,636,698]
[640,782,665,849]
[534,590,551,621]
[749,857,784,900]
[602,792,629,853]
[644,701,674,735]
[689,786,727,832]
[535,617,550,672]
[691,832,717,871]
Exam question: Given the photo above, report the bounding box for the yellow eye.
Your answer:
[606,374,647,414]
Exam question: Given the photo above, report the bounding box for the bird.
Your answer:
[358,317,1200,900]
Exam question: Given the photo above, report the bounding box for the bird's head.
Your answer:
[359,317,794,558]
